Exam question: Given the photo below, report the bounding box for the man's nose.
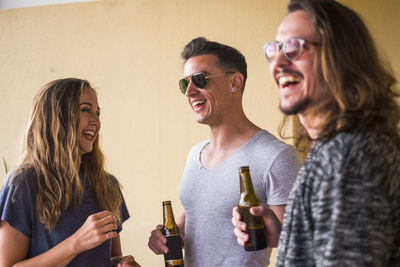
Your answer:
[274,48,291,67]
[185,79,198,97]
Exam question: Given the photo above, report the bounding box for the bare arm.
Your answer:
[175,211,186,237]
[263,204,285,246]
[0,211,118,267]
[269,204,285,224]
[0,221,30,267]
[111,234,123,258]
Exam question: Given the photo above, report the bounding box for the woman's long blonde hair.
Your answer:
[13,78,122,230]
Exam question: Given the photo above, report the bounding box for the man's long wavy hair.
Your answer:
[12,78,122,230]
[280,0,400,150]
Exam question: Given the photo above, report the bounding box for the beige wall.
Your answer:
[0,0,399,266]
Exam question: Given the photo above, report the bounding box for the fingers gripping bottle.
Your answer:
[161,201,184,267]
[238,166,267,251]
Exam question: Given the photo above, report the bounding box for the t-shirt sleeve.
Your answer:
[117,191,130,233]
[267,146,302,205]
[0,174,34,238]
[110,175,130,233]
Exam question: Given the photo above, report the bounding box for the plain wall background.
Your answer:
[0,0,97,9]
[0,0,399,265]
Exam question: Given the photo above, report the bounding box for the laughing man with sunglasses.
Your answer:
[148,37,302,266]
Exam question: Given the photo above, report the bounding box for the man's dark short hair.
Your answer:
[181,37,247,91]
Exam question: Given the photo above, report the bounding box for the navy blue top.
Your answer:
[0,170,130,266]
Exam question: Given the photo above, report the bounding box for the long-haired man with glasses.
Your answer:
[148,37,302,266]
[233,0,400,266]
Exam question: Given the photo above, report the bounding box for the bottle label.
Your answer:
[164,234,183,261]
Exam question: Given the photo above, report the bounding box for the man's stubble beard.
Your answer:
[279,96,311,115]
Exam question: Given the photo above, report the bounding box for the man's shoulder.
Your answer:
[318,131,396,155]
[249,129,297,155]
[311,131,399,176]
[188,139,210,153]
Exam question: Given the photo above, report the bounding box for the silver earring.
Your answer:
[232,87,236,92]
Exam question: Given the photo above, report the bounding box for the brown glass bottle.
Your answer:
[238,166,267,251]
[161,201,184,267]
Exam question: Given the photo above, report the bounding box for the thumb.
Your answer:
[249,206,266,217]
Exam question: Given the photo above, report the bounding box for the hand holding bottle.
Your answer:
[237,166,267,251]
[232,204,283,248]
[232,206,265,246]
[71,210,118,254]
[148,224,168,254]
[148,213,185,255]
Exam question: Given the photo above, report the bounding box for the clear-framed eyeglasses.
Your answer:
[263,37,320,62]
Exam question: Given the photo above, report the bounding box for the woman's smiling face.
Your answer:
[78,86,100,154]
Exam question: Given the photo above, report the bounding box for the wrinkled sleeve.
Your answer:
[267,146,302,205]
[0,173,34,238]
[110,175,130,233]
[118,191,130,233]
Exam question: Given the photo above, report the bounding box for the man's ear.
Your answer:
[231,72,244,92]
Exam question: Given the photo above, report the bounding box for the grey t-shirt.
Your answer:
[180,130,302,267]
[276,131,400,266]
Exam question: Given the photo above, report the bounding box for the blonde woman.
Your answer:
[0,78,139,266]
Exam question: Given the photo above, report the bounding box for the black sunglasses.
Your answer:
[179,72,235,94]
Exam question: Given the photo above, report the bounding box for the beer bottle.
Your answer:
[238,166,267,251]
[161,201,184,267]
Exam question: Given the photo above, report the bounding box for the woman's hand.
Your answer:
[72,210,118,253]
[111,255,141,267]
[0,210,119,267]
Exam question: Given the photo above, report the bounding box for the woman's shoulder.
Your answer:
[106,172,123,190]
[3,167,36,190]
[0,167,37,210]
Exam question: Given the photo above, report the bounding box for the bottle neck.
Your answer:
[240,170,256,195]
[163,203,177,228]
[239,167,260,206]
